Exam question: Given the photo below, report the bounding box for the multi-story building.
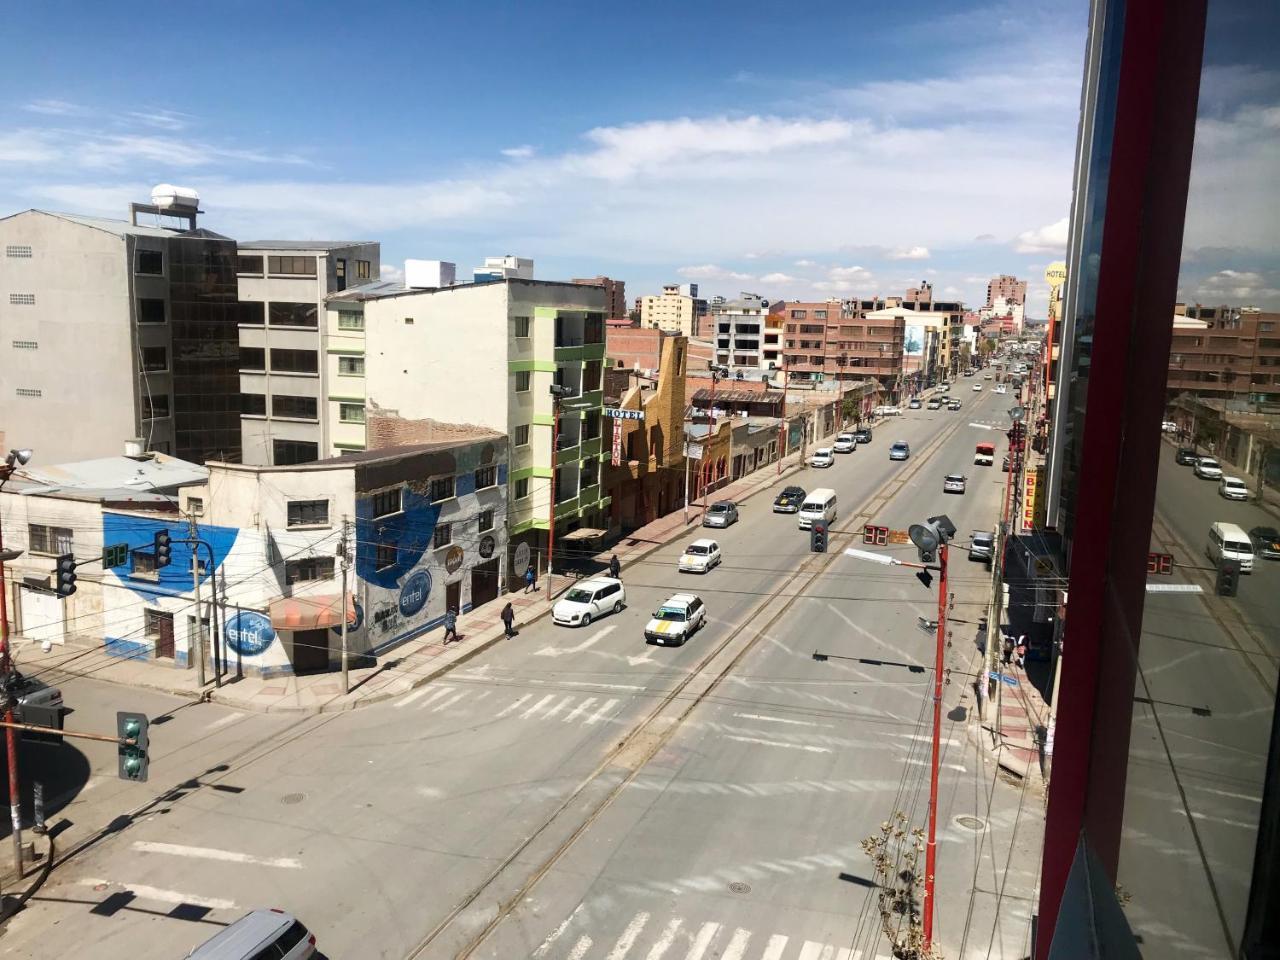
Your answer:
[347,277,609,582]
[573,276,627,319]
[710,292,770,373]
[773,299,906,397]
[677,283,709,335]
[473,256,533,282]
[1167,304,1280,403]
[640,284,698,336]
[234,240,379,467]
[986,274,1028,308]
[903,282,967,378]
[0,200,251,465]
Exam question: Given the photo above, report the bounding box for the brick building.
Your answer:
[1167,304,1280,403]
[986,274,1028,308]
[772,298,905,399]
[573,276,627,320]
[606,326,670,375]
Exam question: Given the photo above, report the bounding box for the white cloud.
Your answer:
[794,259,817,267]
[1015,217,1069,253]
[0,128,311,173]
[501,145,535,159]
[828,265,872,280]
[380,263,405,283]
[126,109,191,131]
[758,272,799,284]
[23,99,81,116]
[677,264,755,282]
[888,245,931,260]
[1186,268,1279,304]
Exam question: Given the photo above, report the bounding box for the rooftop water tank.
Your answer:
[151,184,200,210]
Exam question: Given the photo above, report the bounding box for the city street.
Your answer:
[0,385,1037,960]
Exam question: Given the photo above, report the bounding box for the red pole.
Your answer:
[0,472,24,877]
[923,540,948,950]
[546,398,560,601]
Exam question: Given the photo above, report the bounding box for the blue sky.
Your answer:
[1,1,1274,310]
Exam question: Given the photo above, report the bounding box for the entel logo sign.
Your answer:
[224,610,276,657]
[399,570,432,617]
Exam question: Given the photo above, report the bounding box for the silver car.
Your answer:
[889,441,910,461]
[943,473,967,494]
[188,909,316,959]
[703,501,738,527]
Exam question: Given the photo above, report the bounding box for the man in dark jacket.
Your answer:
[442,607,459,644]
[500,601,516,637]
[608,554,621,580]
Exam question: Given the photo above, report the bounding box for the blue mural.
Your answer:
[355,484,439,589]
[102,512,239,599]
[225,610,276,656]
[331,599,364,635]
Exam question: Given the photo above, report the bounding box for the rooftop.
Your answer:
[10,209,181,239]
[7,453,207,503]
[238,239,375,251]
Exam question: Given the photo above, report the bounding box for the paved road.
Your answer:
[1114,441,1279,958]
[2,382,1037,960]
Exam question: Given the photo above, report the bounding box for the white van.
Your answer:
[797,488,837,530]
[1207,521,1254,573]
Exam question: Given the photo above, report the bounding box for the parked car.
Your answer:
[908,398,922,409]
[1162,420,1178,433]
[809,448,835,468]
[943,473,967,494]
[11,671,64,735]
[552,577,626,627]
[854,427,873,444]
[969,531,995,563]
[1174,447,1199,466]
[644,593,707,646]
[1003,455,1023,472]
[187,909,316,960]
[703,500,738,527]
[1219,476,1249,500]
[1194,457,1223,480]
[833,433,858,453]
[972,384,983,392]
[1249,526,1280,560]
[994,384,1007,395]
[678,538,722,573]
[889,441,911,461]
[773,486,805,513]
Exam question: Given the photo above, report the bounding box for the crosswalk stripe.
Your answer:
[797,941,834,960]
[543,695,577,721]
[759,935,789,960]
[395,688,431,709]
[644,917,684,959]
[564,697,598,723]
[430,690,469,713]
[567,935,593,960]
[532,904,582,958]
[585,698,620,725]
[416,686,456,709]
[684,922,720,959]
[721,928,752,960]
[522,693,558,720]
[497,694,532,718]
[606,911,650,960]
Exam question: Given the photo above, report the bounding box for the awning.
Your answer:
[561,528,608,541]
[269,594,355,631]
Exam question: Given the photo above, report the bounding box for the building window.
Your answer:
[239,346,266,371]
[514,316,531,338]
[143,394,170,419]
[270,348,319,373]
[136,249,164,275]
[137,298,166,324]
[286,557,335,584]
[355,260,371,279]
[478,509,495,532]
[515,370,531,392]
[131,550,158,578]
[15,387,42,398]
[5,245,32,258]
[335,258,346,291]
[337,310,364,331]
[272,395,318,420]
[375,542,397,570]
[339,402,365,423]
[8,293,35,306]
[241,393,266,416]
[287,499,329,527]
[515,424,530,447]
[433,523,452,549]
[515,477,530,500]
[28,524,72,556]
[370,487,402,518]
[404,317,415,325]
[429,476,455,502]
[474,465,497,490]
[268,302,319,327]
[338,356,365,375]
[142,346,168,371]
[268,255,317,276]
[11,340,37,350]
[239,301,265,325]
[236,255,264,275]
[188,496,204,517]
[272,439,319,465]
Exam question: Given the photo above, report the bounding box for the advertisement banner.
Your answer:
[904,324,924,357]
[1022,470,1038,530]
[611,417,623,467]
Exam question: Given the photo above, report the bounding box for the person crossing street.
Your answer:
[608,553,621,580]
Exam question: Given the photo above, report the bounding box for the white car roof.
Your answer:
[661,593,700,608]
[688,538,718,549]
[1222,476,1246,484]
[574,577,622,590]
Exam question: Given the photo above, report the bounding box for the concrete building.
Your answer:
[710,292,771,373]
[986,274,1028,308]
[573,276,627,320]
[866,305,944,393]
[903,282,967,378]
[640,284,698,337]
[773,299,906,398]
[0,206,251,465]
[473,256,533,283]
[1167,304,1280,403]
[606,325,672,375]
[235,241,380,467]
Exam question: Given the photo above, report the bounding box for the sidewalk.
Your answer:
[15,445,814,715]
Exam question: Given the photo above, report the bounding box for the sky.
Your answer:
[0,0,1274,312]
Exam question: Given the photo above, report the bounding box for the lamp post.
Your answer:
[0,447,33,878]
[548,384,572,600]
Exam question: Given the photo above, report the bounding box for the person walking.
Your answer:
[608,553,621,580]
[1002,635,1015,666]
[500,601,516,638]
[442,607,460,644]
[1015,635,1027,669]
[524,563,536,594]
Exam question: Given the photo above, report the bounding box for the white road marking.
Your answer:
[627,653,656,666]
[80,878,236,911]
[542,695,577,721]
[416,686,457,709]
[585,698,621,725]
[497,694,532,718]
[733,712,832,728]
[564,697,598,723]
[535,624,617,657]
[430,690,469,713]
[825,603,917,666]
[798,942,835,960]
[206,712,244,730]
[721,927,752,960]
[645,917,684,959]
[904,757,968,773]
[522,693,558,719]
[685,922,721,959]
[532,903,582,957]
[725,735,831,754]
[567,934,594,960]
[131,840,302,869]
[606,911,651,959]
[759,934,789,960]
[395,688,432,709]
[1146,583,1203,593]
[523,678,645,691]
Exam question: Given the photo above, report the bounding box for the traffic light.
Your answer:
[116,711,149,782]
[154,529,172,568]
[55,554,77,597]
[1216,559,1240,597]
[811,520,828,553]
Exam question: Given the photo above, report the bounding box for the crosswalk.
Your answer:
[529,908,893,960]
[394,683,623,728]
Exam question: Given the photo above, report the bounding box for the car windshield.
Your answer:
[710,504,730,513]
[947,475,963,482]
[564,589,593,603]
[653,607,687,622]
[686,545,709,555]
[838,434,854,441]
[783,488,803,497]
[1201,459,1219,467]
[1254,528,1280,540]
[892,443,908,451]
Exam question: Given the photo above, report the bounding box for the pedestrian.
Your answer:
[608,553,621,580]
[1015,635,1027,669]
[442,607,459,644]
[524,563,536,594]
[500,601,516,638]
[1002,635,1015,666]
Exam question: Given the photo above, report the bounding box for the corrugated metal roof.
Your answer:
[324,278,409,302]
[18,454,207,496]
[239,239,373,250]
[32,210,180,239]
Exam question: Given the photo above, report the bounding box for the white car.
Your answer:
[1219,476,1249,500]
[984,373,993,380]
[995,384,1008,394]
[678,538,721,573]
[1162,420,1178,433]
[943,473,967,494]
[552,577,626,627]
[833,433,858,453]
[1194,457,1223,480]
[972,384,983,392]
[809,448,835,468]
[644,593,707,646]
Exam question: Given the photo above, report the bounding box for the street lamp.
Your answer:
[547,384,573,599]
[0,448,32,878]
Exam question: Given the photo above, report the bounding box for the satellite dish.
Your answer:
[1010,405,1026,422]
[908,523,938,553]
[926,514,957,541]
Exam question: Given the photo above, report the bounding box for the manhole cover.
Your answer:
[955,815,986,831]
[728,881,751,895]
[280,792,306,805]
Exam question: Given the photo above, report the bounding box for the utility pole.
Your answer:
[339,516,351,695]
[923,541,949,952]
[0,447,33,879]
[189,514,205,688]
[777,345,790,475]
[547,384,570,601]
